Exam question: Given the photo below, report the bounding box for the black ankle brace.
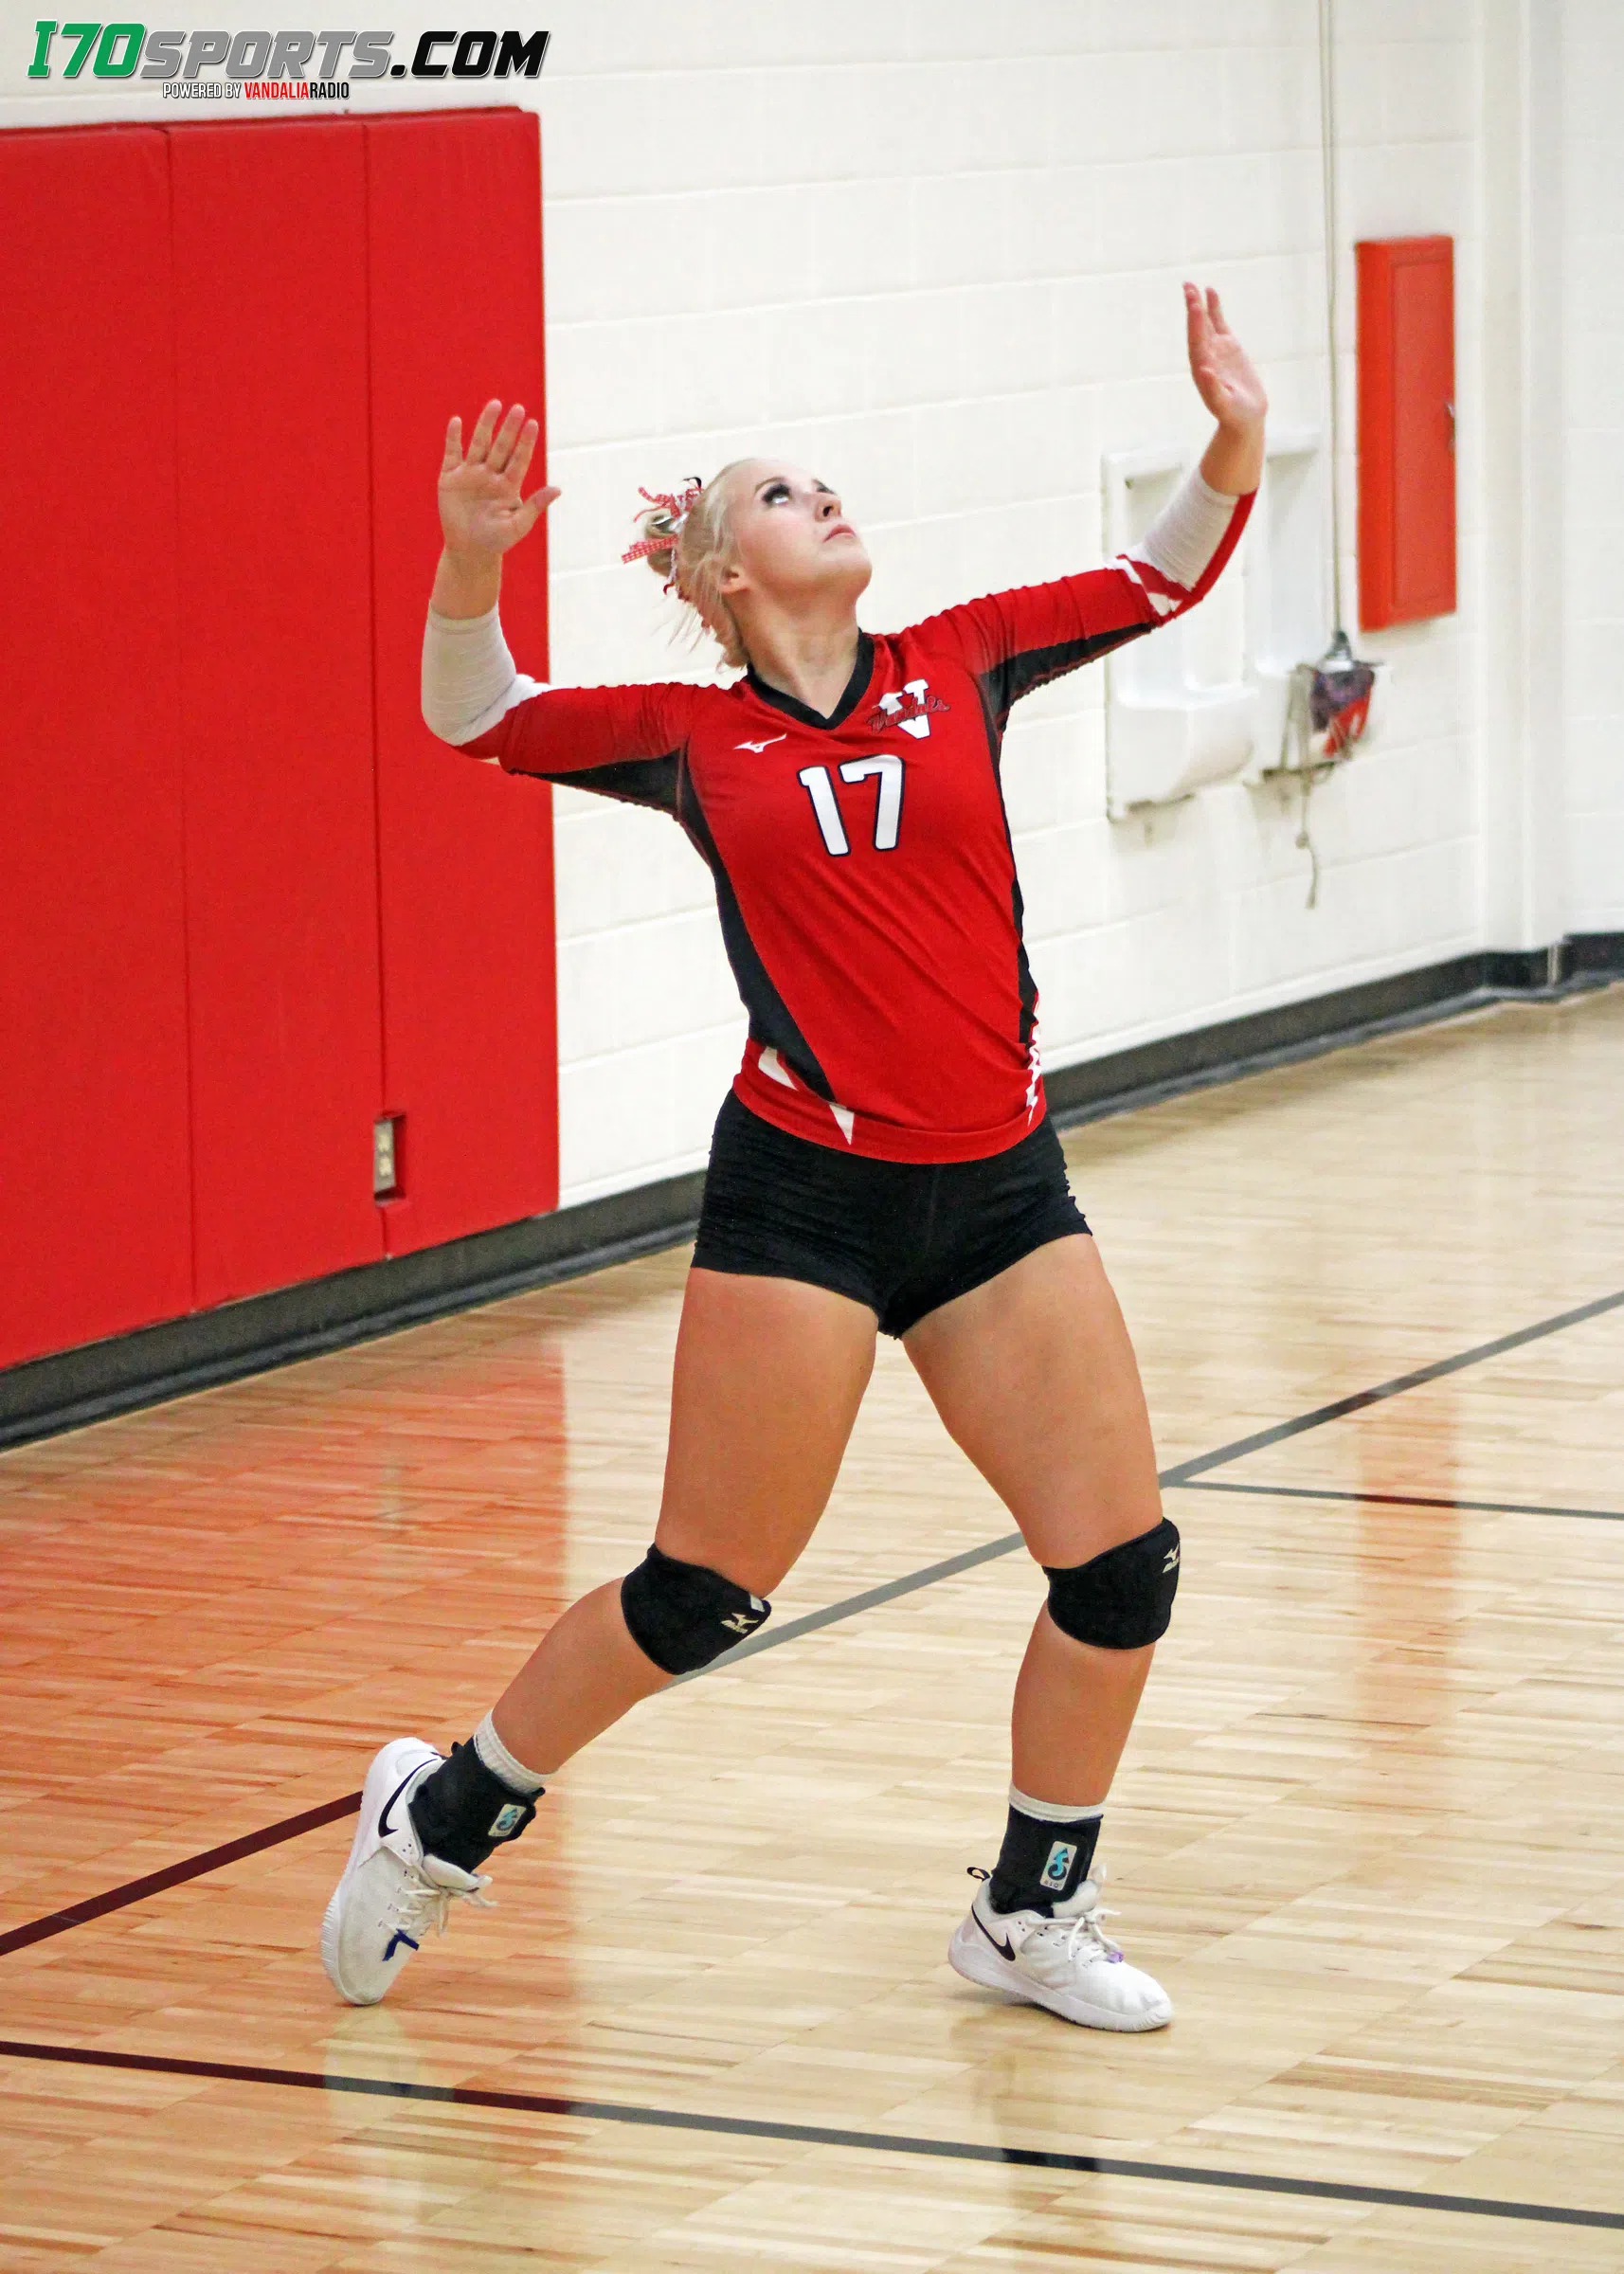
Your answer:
[407,1740,541,1873]
[987,1802,1102,1916]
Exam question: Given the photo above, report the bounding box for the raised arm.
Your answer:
[420,397,696,800]
[905,284,1265,708]
[1184,280,1267,496]
[431,397,557,619]
[422,399,558,759]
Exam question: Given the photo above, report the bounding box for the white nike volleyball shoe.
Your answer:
[947,1864,1172,2031]
[320,1737,494,2006]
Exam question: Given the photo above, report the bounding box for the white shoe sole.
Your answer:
[947,1918,1173,2032]
[320,1737,439,2006]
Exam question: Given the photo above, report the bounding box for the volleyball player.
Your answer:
[322,282,1266,2031]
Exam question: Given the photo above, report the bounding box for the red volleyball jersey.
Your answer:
[466,492,1252,1163]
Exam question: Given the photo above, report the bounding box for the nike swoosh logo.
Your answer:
[377,1764,424,1842]
[973,1910,1017,1963]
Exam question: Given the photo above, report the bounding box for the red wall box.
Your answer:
[1356,235,1457,630]
[0,126,195,1370]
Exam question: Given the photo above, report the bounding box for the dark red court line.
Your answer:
[0,1794,361,1958]
[0,2038,1617,2231]
[6,1282,1620,1960]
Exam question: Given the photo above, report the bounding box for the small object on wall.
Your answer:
[1264,633,1380,909]
[1290,632,1376,766]
[1356,234,1456,628]
[373,1115,403,1200]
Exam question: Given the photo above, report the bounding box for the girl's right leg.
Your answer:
[321,1266,876,2004]
[490,1265,878,1771]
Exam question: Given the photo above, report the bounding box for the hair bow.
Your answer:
[621,478,704,589]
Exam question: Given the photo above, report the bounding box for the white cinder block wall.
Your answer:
[1563,0,1624,932]
[538,0,1486,1205]
[6,2,1615,1211]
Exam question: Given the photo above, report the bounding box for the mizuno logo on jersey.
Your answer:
[867,678,947,739]
[736,733,786,752]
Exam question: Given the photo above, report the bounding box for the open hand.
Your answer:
[439,398,559,557]
[1183,283,1268,430]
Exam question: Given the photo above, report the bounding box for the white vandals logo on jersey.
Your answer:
[867,679,947,739]
[736,734,786,752]
[1041,1840,1076,1891]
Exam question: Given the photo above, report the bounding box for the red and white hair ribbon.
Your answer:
[622,478,703,590]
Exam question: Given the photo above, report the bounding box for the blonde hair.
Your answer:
[629,460,752,670]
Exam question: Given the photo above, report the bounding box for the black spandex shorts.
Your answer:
[692,1091,1090,1338]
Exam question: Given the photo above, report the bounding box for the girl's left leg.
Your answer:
[903,1229,1165,1797]
[902,1230,1176,2028]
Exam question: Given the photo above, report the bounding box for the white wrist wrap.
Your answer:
[421,600,549,746]
[1129,467,1237,593]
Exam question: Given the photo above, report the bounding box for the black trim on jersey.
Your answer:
[532,753,679,814]
[746,631,875,732]
[972,617,1163,1046]
[1011,882,1039,1053]
[677,767,838,1102]
[967,676,1041,1056]
[983,623,1148,729]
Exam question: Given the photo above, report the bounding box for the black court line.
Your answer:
[1175,1480,1624,1523]
[0,2039,1616,2232]
[1158,1285,1624,1485]
[0,1794,361,1960]
[674,1528,1024,1682]
[6,1283,1620,1962]
[701,1280,1624,1678]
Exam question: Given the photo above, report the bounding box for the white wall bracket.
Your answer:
[1103,443,1256,819]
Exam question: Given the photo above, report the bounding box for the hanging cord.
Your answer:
[1294,753,1326,910]
[1319,0,1344,631]
[1284,0,1371,908]
[1281,0,1343,911]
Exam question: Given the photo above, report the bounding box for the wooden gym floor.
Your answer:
[1,984,1621,2272]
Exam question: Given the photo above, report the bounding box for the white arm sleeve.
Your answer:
[421,600,549,749]
[1128,467,1239,592]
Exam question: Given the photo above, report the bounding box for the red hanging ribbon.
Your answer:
[621,479,704,589]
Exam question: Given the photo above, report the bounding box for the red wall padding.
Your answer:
[171,120,387,1304]
[0,127,195,1368]
[0,109,557,1371]
[1357,235,1457,630]
[366,110,558,1253]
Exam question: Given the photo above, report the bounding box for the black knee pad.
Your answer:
[620,1543,772,1675]
[1044,1516,1180,1649]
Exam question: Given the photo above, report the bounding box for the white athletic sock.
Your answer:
[473,1711,549,1796]
[1008,1783,1105,1825]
